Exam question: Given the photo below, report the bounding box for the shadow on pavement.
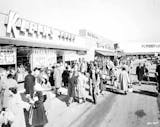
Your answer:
[105,87,125,95]
[56,94,68,105]
[133,90,158,97]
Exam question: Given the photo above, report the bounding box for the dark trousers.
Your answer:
[24,109,31,127]
[64,82,68,87]
[92,86,97,104]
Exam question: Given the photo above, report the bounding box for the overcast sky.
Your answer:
[0,0,160,49]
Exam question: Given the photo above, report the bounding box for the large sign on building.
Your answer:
[5,11,75,42]
[120,42,160,53]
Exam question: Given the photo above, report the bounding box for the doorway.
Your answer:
[17,47,32,70]
[56,50,64,63]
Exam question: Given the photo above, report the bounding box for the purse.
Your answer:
[29,106,33,125]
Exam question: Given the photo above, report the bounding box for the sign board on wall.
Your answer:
[120,42,160,53]
[96,42,114,51]
[0,47,16,65]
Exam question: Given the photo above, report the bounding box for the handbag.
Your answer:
[29,106,33,125]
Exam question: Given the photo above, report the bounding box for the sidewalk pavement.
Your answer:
[17,83,111,127]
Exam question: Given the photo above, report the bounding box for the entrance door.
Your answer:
[56,50,64,63]
[17,47,31,70]
[57,55,63,63]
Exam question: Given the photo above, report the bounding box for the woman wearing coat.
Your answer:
[119,66,130,94]
[30,91,48,127]
[1,74,30,127]
[76,72,87,103]
[67,70,78,106]
[53,64,62,96]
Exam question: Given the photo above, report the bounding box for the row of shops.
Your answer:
[0,11,116,74]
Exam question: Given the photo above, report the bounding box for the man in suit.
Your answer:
[24,69,35,98]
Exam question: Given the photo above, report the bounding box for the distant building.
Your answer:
[79,29,115,61]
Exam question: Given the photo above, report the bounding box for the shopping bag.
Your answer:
[128,83,133,92]
[29,106,33,125]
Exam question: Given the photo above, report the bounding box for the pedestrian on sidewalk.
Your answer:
[99,68,106,95]
[2,74,18,109]
[62,66,70,88]
[24,69,35,98]
[76,72,87,103]
[53,64,62,96]
[119,66,130,95]
[136,63,144,85]
[29,91,48,127]
[109,67,115,86]
[48,66,55,90]
[67,69,78,106]
[142,63,149,83]
[91,64,100,104]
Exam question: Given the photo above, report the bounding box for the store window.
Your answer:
[16,47,31,83]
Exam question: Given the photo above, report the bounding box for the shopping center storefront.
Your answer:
[122,42,160,57]
[79,29,115,61]
[0,11,87,71]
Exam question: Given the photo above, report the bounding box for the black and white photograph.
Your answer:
[0,0,160,127]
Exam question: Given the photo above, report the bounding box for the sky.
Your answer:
[0,0,160,50]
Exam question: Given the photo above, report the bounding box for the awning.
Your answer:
[95,50,115,56]
[126,52,160,55]
[0,37,88,52]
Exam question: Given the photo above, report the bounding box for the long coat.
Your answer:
[24,74,35,97]
[76,73,86,99]
[7,93,30,127]
[53,68,62,88]
[119,70,130,91]
[31,91,48,126]
[2,78,18,108]
[136,66,144,81]
[62,70,70,84]
[68,76,78,98]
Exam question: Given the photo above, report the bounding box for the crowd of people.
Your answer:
[0,56,159,127]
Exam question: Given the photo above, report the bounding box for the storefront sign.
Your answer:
[6,11,75,42]
[97,42,114,50]
[87,32,98,40]
[0,47,16,65]
[141,44,160,48]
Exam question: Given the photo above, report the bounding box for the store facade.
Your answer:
[0,10,87,71]
[79,29,115,61]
